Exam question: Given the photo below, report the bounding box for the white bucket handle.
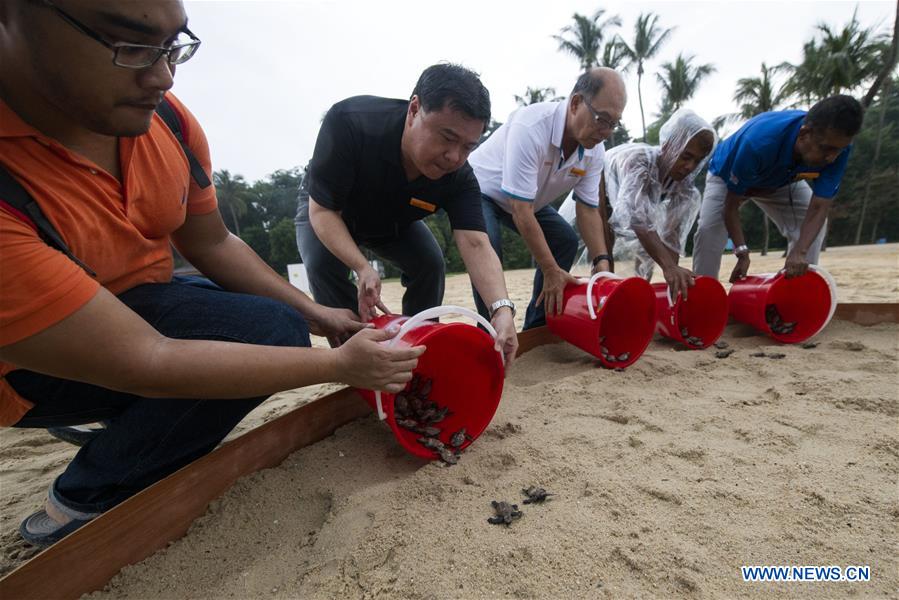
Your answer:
[809,265,838,337]
[373,305,500,420]
[585,271,622,320]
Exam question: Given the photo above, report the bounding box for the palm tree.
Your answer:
[213,169,253,237]
[734,63,790,118]
[554,9,622,70]
[514,86,562,107]
[782,8,888,102]
[656,53,716,114]
[618,12,674,140]
[601,37,630,70]
[779,9,892,247]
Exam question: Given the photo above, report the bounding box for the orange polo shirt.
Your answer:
[0,93,217,426]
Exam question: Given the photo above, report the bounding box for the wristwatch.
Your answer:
[592,254,614,269]
[734,244,750,257]
[489,298,516,319]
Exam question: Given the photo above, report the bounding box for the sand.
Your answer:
[1,243,897,596]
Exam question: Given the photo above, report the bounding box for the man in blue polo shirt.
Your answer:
[692,95,863,281]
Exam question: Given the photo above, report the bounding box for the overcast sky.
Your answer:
[173,0,895,182]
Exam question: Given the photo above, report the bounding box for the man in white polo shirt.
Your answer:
[469,68,626,329]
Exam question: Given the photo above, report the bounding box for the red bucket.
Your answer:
[546,272,656,368]
[356,306,504,460]
[652,276,729,348]
[728,266,837,343]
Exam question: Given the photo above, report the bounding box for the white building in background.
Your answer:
[287,263,311,293]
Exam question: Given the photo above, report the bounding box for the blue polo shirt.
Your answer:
[709,110,851,199]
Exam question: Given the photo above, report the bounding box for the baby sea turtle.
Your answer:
[417,437,445,451]
[765,304,797,335]
[714,340,729,350]
[715,349,735,359]
[800,341,818,349]
[449,428,472,449]
[437,447,458,465]
[396,418,419,432]
[522,486,554,504]
[487,500,522,525]
[616,352,630,362]
[393,393,409,417]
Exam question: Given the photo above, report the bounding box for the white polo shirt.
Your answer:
[469,100,605,214]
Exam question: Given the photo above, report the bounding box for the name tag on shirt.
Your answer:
[794,172,820,181]
[569,167,586,177]
[410,197,437,212]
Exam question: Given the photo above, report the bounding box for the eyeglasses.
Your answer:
[43,0,201,69]
[580,95,620,131]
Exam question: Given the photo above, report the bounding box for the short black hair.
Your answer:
[571,71,605,100]
[805,95,864,137]
[411,63,491,127]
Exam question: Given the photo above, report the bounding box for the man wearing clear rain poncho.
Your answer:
[560,108,716,300]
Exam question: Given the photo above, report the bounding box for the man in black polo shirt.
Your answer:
[296,64,518,366]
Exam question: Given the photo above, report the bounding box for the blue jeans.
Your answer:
[473,195,578,330]
[7,276,311,514]
[296,203,445,317]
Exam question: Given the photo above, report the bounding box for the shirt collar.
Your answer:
[551,99,599,160]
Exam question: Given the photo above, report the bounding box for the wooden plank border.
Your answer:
[1,305,895,599]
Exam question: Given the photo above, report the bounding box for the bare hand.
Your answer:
[729,255,751,283]
[536,266,579,317]
[306,306,366,347]
[783,250,809,279]
[590,258,613,275]
[490,308,518,371]
[334,327,425,392]
[356,266,390,322]
[663,265,696,302]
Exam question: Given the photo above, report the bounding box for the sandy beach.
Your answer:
[1,243,897,597]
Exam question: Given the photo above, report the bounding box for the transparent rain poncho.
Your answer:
[605,108,717,278]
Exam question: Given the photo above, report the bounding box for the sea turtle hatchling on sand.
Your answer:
[487,500,522,525]
[522,486,554,504]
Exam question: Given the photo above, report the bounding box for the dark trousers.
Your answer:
[7,276,311,514]
[295,207,445,317]
[473,195,578,330]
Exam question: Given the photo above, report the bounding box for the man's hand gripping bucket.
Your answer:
[358,306,505,460]
[652,276,729,348]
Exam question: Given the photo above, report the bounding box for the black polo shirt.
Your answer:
[308,95,486,239]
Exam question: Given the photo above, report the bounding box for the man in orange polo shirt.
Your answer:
[0,0,424,547]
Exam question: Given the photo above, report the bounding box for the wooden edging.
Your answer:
[0,306,895,599]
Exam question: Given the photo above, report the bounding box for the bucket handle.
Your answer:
[809,265,838,338]
[373,305,500,421]
[585,271,622,320]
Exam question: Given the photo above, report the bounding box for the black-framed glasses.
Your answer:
[580,95,620,131]
[43,0,201,69]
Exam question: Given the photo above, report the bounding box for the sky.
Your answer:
[172,0,896,182]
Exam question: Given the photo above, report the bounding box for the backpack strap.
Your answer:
[0,98,210,277]
[0,165,97,277]
[155,97,212,189]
